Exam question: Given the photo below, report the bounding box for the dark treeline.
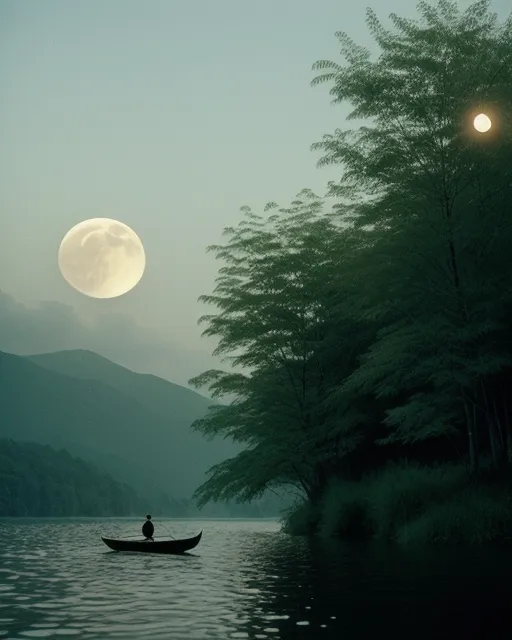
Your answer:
[0,437,289,519]
[188,1,512,544]
[0,438,146,516]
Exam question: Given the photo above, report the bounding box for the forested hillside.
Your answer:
[0,439,145,516]
[0,350,287,517]
[0,349,237,505]
[28,348,242,496]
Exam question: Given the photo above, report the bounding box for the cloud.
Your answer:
[0,290,219,388]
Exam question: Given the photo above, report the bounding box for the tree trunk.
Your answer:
[492,394,509,467]
[482,383,505,469]
[487,416,500,469]
[502,390,512,465]
[464,397,479,474]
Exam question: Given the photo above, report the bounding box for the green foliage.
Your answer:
[397,487,512,545]
[310,0,512,462]
[317,478,371,539]
[190,0,512,540]
[366,462,467,539]
[281,499,320,536]
[0,438,144,516]
[189,191,377,506]
[284,462,512,545]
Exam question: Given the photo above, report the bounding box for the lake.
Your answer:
[1,518,512,639]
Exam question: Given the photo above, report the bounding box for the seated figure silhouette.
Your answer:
[142,514,154,541]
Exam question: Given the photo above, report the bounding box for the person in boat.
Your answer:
[142,514,154,541]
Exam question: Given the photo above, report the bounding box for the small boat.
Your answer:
[101,531,202,554]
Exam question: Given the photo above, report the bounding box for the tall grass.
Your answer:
[281,499,320,535]
[398,488,512,545]
[367,462,467,540]
[316,478,372,539]
[282,462,512,545]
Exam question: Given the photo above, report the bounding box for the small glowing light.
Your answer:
[473,113,492,133]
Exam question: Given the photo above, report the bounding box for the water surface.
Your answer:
[1,518,511,639]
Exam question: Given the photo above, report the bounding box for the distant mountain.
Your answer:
[0,438,148,517]
[0,290,216,389]
[28,349,214,425]
[0,350,240,504]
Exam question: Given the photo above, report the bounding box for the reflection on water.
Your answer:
[0,518,511,639]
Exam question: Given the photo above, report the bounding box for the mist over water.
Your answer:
[1,519,511,639]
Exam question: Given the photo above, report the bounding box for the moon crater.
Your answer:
[58,218,146,299]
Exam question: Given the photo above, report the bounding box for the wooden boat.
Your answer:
[101,531,202,554]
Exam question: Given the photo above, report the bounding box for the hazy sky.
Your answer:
[1,0,509,386]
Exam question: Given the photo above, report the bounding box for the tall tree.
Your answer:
[189,191,376,505]
[311,0,512,472]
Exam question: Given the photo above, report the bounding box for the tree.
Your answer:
[189,191,378,506]
[190,1,512,518]
[310,0,512,473]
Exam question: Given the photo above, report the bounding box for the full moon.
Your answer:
[58,218,146,299]
[473,113,492,133]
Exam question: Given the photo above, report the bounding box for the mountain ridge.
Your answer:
[0,349,239,502]
[27,348,219,426]
[29,348,213,405]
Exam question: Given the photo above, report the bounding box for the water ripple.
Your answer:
[1,518,512,639]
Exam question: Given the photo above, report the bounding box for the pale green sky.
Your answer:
[1,0,508,385]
